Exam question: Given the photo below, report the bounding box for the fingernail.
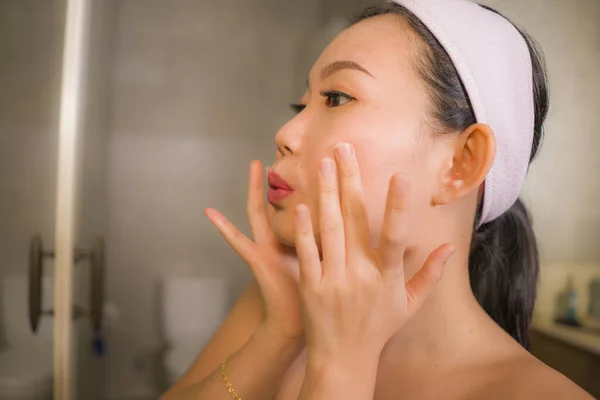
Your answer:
[445,245,457,260]
[320,158,334,178]
[335,142,353,159]
[205,208,221,222]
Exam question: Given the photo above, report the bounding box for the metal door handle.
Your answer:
[89,237,105,332]
[28,235,105,333]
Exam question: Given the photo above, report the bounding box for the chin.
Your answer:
[273,229,295,247]
[268,205,296,247]
[268,204,325,250]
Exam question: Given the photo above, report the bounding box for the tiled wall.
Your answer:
[104,0,322,397]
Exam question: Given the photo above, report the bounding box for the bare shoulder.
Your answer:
[478,352,594,400]
[162,280,264,395]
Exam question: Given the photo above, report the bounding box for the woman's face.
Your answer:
[268,15,450,248]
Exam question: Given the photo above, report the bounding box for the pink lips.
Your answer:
[267,171,294,204]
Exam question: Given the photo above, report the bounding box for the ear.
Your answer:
[432,123,496,206]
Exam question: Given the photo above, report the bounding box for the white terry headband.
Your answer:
[391,0,535,226]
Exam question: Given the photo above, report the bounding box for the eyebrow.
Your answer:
[306,60,375,88]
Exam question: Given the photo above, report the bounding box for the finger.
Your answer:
[405,244,456,313]
[247,160,274,244]
[334,142,371,257]
[378,174,410,276]
[318,157,346,278]
[205,208,261,272]
[294,204,321,287]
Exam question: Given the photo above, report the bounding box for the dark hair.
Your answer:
[351,3,549,349]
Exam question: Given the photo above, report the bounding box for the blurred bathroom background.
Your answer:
[0,0,598,399]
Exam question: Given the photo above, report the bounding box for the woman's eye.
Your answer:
[321,91,354,108]
[290,104,306,114]
[289,91,354,113]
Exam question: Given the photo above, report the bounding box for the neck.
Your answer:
[379,249,513,376]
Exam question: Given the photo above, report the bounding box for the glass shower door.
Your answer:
[0,0,110,398]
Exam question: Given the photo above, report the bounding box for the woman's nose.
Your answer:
[274,119,303,156]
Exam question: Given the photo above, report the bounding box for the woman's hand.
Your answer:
[294,143,456,366]
[205,160,302,341]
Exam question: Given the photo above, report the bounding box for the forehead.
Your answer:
[311,15,422,86]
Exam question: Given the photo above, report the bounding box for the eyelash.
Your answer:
[290,103,305,114]
[289,90,356,114]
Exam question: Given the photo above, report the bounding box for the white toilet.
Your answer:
[0,276,53,400]
[162,277,230,384]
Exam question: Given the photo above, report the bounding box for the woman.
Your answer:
[162,1,593,399]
